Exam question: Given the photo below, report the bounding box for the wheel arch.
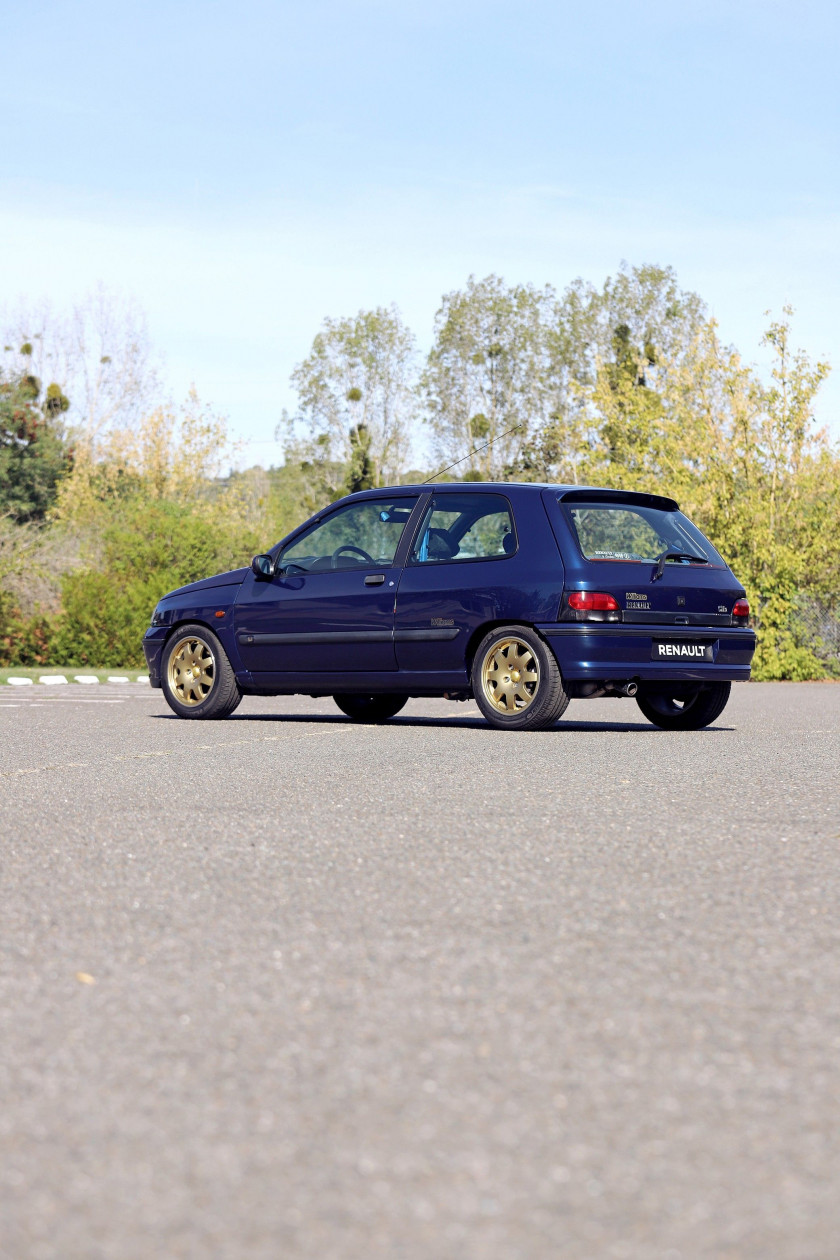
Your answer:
[464,619,546,672]
[162,615,250,683]
[160,616,224,659]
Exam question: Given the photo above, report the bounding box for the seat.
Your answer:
[419,527,459,561]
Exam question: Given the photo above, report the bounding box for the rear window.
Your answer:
[563,500,725,567]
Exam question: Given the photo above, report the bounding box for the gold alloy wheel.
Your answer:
[167,636,216,706]
[480,637,540,713]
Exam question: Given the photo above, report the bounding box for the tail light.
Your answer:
[565,590,621,622]
[732,598,750,624]
[568,591,620,611]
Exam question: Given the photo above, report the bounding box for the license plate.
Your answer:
[651,640,714,662]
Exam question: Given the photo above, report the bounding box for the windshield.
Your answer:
[564,501,725,567]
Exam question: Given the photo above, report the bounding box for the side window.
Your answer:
[410,493,516,565]
[280,497,419,571]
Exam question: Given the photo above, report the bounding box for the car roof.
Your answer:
[341,483,680,511]
[345,481,562,497]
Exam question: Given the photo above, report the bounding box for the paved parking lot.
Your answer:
[1,681,839,1259]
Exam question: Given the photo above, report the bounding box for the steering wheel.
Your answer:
[332,544,375,566]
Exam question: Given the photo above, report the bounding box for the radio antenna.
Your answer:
[421,423,523,485]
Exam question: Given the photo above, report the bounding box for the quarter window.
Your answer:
[410,493,516,564]
[280,497,419,571]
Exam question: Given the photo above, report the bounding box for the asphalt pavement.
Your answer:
[1,681,839,1260]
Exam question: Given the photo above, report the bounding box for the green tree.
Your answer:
[572,301,837,679]
[346,422,377,493]
[517,265,707,484]
[50,497,261,667]
[0,364,72,522]
[706,311,835,678]
[285,306,418,492]
[422,275,549,477]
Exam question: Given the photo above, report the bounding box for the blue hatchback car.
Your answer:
[142,483,756,730]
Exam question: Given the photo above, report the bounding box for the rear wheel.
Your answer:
[333,694,408,723]
[161,624,241,719]
[471,625,569,731]
[636,681,731,730]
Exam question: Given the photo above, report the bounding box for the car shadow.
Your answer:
[151,711,732,733]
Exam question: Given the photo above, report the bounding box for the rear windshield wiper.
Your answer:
[652,550,708,580]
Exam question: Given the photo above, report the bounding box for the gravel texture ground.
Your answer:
[1,681,839,1260]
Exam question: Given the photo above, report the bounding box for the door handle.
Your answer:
[364,574,386,585]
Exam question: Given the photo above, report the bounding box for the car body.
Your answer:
[143,483,756,730]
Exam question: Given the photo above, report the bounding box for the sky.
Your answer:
[1,0,838,466]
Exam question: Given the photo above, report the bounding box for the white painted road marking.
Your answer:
[6,698,128,704]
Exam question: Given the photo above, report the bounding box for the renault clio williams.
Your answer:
[143,484,756,731]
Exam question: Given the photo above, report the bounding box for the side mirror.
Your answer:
[251,553,275,578]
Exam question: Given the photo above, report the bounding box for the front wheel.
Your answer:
[333,694,408,723]
[471,625,569,731]
[161,624,242,719]
[635,681,731,730]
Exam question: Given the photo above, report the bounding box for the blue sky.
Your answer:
[1,0,838,463]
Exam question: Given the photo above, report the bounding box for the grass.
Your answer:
[0,667,149,685]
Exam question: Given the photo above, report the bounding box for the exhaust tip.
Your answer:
[625,681,638,696]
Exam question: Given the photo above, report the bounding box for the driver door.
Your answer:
[234,495,420,680]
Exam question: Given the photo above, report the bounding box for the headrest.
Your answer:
[426,527,459,559]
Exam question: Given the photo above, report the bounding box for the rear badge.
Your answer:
[652,641,714,661]
[625,591,650,609]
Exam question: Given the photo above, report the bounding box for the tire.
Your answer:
[161,623,242,719]
[471,625,569,731]
[635,681,731,730]
[333,694,408,723]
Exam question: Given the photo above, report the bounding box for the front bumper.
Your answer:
[537,623,756,682]
[142,627,168,687]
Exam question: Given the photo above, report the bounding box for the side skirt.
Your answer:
[239,668,470,697]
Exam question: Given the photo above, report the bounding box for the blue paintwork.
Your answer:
[142,482,757,695]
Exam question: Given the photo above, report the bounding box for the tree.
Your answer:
[53,390,236,528]
[0,361,72,522]
[1,286,161,453]
[285,305,418,492]
[709,310,835,679]
[346,422,377,493]
[570,298,838,679]
[422,275,549,477]
[515,264,708,484]
[591,263,706,371]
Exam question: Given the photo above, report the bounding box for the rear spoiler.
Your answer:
[557,488,680,512]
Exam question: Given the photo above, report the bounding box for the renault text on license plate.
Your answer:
[651,640,715,661]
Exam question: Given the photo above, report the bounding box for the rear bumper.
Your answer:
[537,623,756,682]
[142,627,167,687]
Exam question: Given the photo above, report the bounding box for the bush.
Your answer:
[48,498,260,667]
